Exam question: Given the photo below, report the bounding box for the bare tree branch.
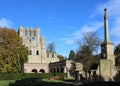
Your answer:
[47,42,56,53]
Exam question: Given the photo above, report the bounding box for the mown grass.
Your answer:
[0,79,64,86]
[0,79,77,86]
[0,80,15,86]
[42,79,64,83]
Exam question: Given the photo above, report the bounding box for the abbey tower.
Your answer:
[18,26,59,73]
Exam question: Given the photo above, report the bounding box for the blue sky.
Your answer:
[0,0,120,57]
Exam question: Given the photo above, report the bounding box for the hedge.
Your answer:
[0,73,67,80]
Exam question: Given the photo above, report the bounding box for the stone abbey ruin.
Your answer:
[18,8,119,82]
[18,25,82,78]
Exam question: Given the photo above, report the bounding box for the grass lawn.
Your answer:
[0,79,77,86]
[0,79,63,86]
[0,79,64,86]
[0,80,15,86]
[42,79,64,83]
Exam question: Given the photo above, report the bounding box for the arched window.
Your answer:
[50,69,53,73]
[60,67,64,73]
[29,39,31,43]
[30,50,32,55]
[47,53,49,57]
[25,30,27,36]
[34,30,36,36]
[53,68,56,76]
[31,69,37,73]
[36,50,39,55]
[57,67,59,73]
[30,30,31,36]
[39,69,45,73]
[52,53,54,57]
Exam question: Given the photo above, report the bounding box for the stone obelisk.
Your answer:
[97,8,117,81]
[104,8,110,43]
[101,8,114,62]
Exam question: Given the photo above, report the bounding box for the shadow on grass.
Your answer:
[9,78,120,86]
[9,78,78,86]
[80,81,120,86]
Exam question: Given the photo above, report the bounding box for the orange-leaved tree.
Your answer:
[0,27,29,73]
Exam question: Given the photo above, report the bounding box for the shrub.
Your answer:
[0,73,67,80]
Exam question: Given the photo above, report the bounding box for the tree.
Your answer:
[47,42,56,53]
[68,50,76,60]
[83,31,101,53]
[57,54,65,61]
[76,45,93,70]
[115,44,120,66]
[0,28,29,73]
[75,31,101,70]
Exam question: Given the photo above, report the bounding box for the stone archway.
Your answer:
[50,68,53,73]
[60,67,64,73]
[57,67,60,73]
[31,69,37,73]
[39,69,45,73]
[53,68,56,76]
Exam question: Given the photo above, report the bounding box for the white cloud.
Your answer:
[73,22,103,39]
[61,21,103,45]
[114,41,120,47]
[110,18,120,46]
[61,37,75,45]
[62,0,120,46]
[0,18,13,28]
[110,17,120,38]
[97,0,120,17]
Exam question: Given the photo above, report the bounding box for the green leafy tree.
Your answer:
[76,45,93,70]
[0,28,29,73]
[115,44,120,66]
[57,54,65,61]
[68,50,76,60]
[90,58,100,70]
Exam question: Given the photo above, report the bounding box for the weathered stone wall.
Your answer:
[97,59,117,81]
[49,60,82,78]
[24,63,49,73]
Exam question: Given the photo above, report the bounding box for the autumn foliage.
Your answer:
[0,27,29,73]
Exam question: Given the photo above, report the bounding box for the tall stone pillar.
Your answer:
[101,8,115,62]
[97,8,117,81]
[104,8,110,42]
